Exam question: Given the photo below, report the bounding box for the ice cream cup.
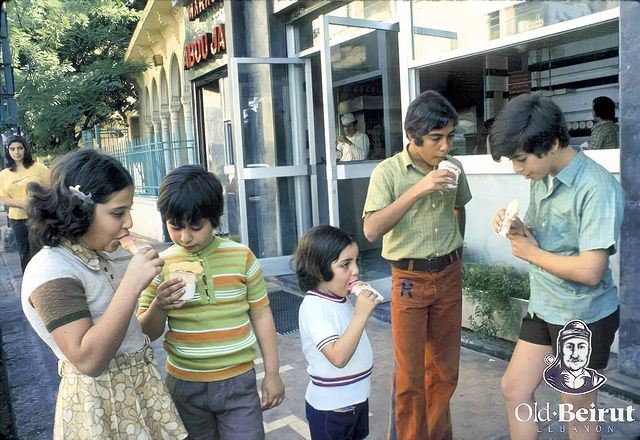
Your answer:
[170,271,197,301]
[438,160,460,188]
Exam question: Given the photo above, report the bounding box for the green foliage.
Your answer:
[463,262,530,339]
[7,0,147,152]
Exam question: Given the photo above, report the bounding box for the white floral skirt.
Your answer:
[54,343,187,439]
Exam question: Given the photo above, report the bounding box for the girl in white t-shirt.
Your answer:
[21,149,186,439]
[294,225,382,440]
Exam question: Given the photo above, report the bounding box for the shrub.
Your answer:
[463,263,530,339]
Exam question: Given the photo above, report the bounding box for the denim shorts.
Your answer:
[305,399,369,440]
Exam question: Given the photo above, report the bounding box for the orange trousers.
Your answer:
[388,260,463,440]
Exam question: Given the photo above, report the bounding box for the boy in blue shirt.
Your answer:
[491,94,623,440]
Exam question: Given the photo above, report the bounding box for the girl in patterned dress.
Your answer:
[20,149,187,439]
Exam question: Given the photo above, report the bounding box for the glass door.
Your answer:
[229,57,316,275]
[317,16,401,249]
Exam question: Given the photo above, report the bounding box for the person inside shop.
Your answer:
[362,90,472,440]
[336,112,370,161]
[588,96,619,150]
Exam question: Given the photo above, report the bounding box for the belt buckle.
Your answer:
[425,257,444,272]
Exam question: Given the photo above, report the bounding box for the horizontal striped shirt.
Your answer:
[139,236,269,381]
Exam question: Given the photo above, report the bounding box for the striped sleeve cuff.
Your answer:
[316,335,339,351]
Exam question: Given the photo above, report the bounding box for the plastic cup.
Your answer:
[170,271,197,301]
[438,160,460,188]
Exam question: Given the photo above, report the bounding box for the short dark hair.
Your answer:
[293,225,356,292]
[593,96,616,121]
[404,91,458,146]
[28,149,133,246]
[157,165,224,229]
[4,134,35,171]
[490,94,569,161]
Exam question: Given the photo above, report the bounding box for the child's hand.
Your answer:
[261,371,285,410]
[508,225,540,262]
[123,246,164,293]
[155,278,187,310]
[492,209,525,236]
[413,169,456,197]
[354,289,381,318]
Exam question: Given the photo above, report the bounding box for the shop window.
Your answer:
[416,22,620,155]
[294,0,397,53]
[411,0,619,62]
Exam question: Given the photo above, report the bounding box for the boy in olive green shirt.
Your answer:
[363,91,471,440]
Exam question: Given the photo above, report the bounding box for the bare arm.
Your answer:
[508,228,609,286]
[50,248,163,377]
[138,277,186,341]
[0,195,27,209]
[250,306,285,409]
[137,300,169,341]
[363,169,456,242]
[321,291,379,368]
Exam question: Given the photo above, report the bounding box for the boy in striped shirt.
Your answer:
[138,165,284,440]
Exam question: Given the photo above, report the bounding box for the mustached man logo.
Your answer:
[543,320,607,395]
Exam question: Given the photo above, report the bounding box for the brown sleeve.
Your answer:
[29,278,91,332]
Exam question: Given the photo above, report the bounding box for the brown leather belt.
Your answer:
[391,249,460,273]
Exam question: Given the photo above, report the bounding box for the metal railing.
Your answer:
[104,139,197,197]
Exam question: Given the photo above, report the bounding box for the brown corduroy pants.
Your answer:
[388,260,463,440]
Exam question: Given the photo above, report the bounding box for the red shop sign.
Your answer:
[188,0,219,21]
[183,25,226,70]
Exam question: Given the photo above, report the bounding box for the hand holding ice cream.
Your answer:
[168,261,204,301]
[437,160,461,189]
[349,281,384,302]
[498,199,519,237]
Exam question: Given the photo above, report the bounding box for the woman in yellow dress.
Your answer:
[0,135,49,271]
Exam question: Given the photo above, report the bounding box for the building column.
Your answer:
[145,119,154,144]
[618,0,640,379]
[170,98,183,166]
[161,104,173,172]
[152,112,166,175]
[182,92,196,164]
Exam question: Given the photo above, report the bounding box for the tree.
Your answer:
[7,0,147,152]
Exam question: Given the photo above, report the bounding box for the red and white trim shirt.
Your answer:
[298,289,373,410]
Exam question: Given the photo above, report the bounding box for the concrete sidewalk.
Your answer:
[1,242,640,439]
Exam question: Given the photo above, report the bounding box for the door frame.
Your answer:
[228,57,316,275]
[299,15,400,225]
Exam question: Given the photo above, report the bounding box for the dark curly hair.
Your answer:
[28,149,133,246]
[4,134,35,171]
[490,94,570,161]
[157,165,224,229]
[404,91,458,146]
[293,225,356,292]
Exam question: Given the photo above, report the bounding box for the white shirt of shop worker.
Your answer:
[337,113,370,161]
